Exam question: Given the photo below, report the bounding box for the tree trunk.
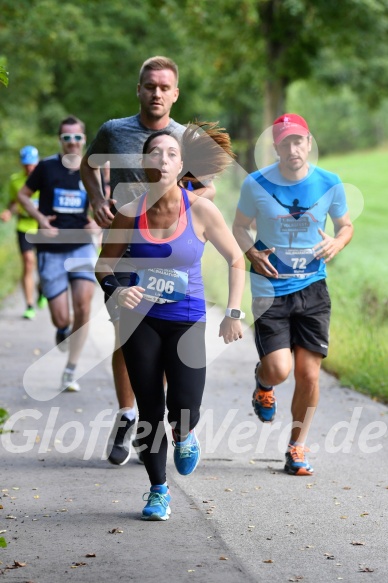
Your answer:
[257,0,288,166]
[259,76,286,167]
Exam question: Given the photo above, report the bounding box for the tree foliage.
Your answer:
[1,0,388,179]
[0,66,9,88]
[157,0,388,166]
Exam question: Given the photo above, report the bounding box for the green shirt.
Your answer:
[8,170,39,234]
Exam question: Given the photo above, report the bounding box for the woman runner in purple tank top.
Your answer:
[96,125,245,521]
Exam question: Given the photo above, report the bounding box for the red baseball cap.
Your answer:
[272,113,309,145]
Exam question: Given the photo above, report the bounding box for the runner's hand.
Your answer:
[314,229,343,263]
[117,286,145,309]
[219,317,243,344]
[0,209,12,222]
[246,247,278,278]
[93,198,117,228]
[38,215,59,237]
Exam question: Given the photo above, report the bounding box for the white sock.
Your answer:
[288,440,304,450]
[121,407,136,422]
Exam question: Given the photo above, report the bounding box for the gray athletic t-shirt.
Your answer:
[86,113,185,210]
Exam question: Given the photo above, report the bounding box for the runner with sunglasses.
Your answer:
[17,115,100,393]
[60,132,85,143]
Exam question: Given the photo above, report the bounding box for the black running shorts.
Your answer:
[252,279,331,359]
[17,230,35,254]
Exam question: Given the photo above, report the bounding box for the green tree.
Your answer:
[158,0,388,169]
[0,65,8,87]
[0,0,219,164]
[2,0,388,175]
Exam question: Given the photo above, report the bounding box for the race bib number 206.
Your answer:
[137,268,188,303]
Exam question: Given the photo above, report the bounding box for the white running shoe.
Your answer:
[61,370,80,392]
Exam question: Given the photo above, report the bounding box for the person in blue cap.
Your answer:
[0,146,47,319]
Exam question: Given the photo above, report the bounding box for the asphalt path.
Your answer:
[1,286,387,582]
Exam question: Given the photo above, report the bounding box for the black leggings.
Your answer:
[119,309,206,485]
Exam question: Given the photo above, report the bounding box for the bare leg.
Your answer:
[291,346,321,444]
[256,348,293,387]
[67,279,95,365]
[112,320,135,409]
[21,249,36,307]
[48,290,71,329]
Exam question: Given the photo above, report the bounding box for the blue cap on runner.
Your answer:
[20,145,39,165]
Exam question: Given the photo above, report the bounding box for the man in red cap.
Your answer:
[233,113,353,476]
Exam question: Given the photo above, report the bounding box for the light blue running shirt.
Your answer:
[238,163,348,298]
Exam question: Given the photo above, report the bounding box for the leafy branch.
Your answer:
[0,408,9,433]
[0,65,9,87]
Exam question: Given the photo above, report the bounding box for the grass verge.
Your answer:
[0,220,21,303]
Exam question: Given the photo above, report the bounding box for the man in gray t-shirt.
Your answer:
[85,114,186,211]
[80,56,214,467]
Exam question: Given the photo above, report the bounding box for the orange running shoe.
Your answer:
[284,444,314,475]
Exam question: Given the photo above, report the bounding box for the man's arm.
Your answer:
[0,202,16,222]
[232,208,278,278]
[17,184,58,235]
[193,181,216,201]
[1,178,18,221]
[313,211,353,264]
[80,153,116,228]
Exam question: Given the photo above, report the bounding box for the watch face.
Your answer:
[230,309,241,319]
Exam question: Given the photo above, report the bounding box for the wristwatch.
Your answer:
[225,308,245,320]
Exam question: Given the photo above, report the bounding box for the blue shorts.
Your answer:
[37,244,97,300]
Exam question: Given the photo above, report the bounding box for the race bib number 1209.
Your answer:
[52,188,87,214]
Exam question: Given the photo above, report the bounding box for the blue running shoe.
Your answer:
[284,444,314,476]
[172,429,201,476]
[252,363,277,422]
[142,484,171,521]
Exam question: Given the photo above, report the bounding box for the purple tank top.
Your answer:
[126,188,206,322]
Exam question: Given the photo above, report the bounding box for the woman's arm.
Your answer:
[192,197,246,344]
[95,206,145,309]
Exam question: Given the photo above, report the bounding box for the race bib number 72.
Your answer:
[274,248,321,278]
